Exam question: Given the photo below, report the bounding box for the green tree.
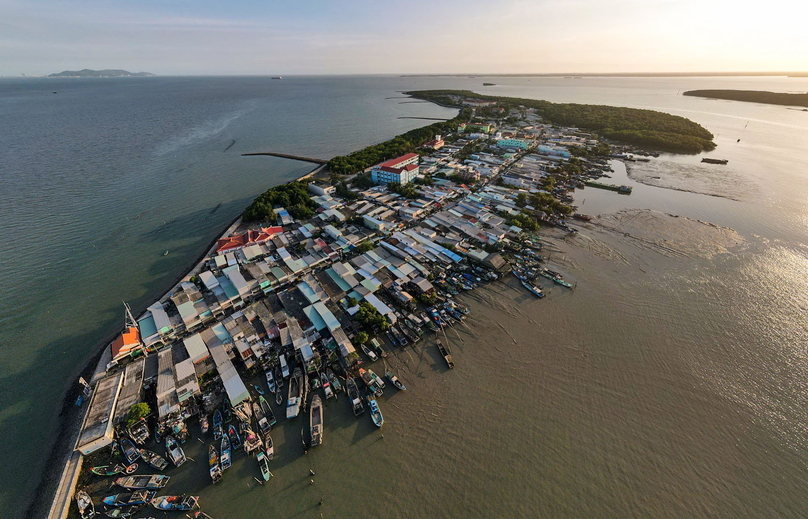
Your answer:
[356,240,374,253]
[515,192,527,208]
[355,331,369,345]
[126,403,151,427]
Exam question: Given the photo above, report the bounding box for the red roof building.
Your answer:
[216,226,283,253]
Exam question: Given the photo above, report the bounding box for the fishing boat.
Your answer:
[310,395,323,447]
[75,489,94,519]
[223,404,233,423]
[127,420,149,445]
[436,341,455,369]
[103,504,144,518]
[212,410,223,440]
[367,397,384,427]
[209,444,222,484]
[265,369,276,394]
[244,429,263,454]
[252,383,265,396]
[264,433,274,460]
[90,464,129,477]
[151,495,199,512]
[153,425,161,444]
[361,344,378,362]
[320,372,334,399]
[367,368,385,389]
[286,368,303,419]
[520,279,545,298]
[137,449,168,471]
[114,474,170,490]
[346,377,364,416]
[370,338,389,358]
[275,386,284,406]
[274,365,284,388]
[220,436,231,471]
[539,269,573,288]
[165,435,186,467]
[359,368,384,396]
[119,438,140,465]
[385,371,407,391]
[259,395,277,427]
[310,373,321,391]
[257,450,271,481]
[200,415,209,435]
[227,424,242,449]
[102,490,156,507]
[326,368,342,393]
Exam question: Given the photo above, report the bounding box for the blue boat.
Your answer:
[220,435,232,471]
[151,495,199,511]
[165,435,186,467]
[119,438,140,465]
[102,490,156,507]
[252,384,265,396]
[521,279,545,298]
[367,398,384,428]
[212,410,223,440]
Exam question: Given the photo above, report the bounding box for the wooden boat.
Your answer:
[209,444,222,484]
[75,489,94,519]
[385,371,407,391]
[521,279,545,298]
[103,504,144,518]
[264,433,274,461]
[346,377,364,416]
[252,383,265,396]
[310,395,323,447]
[212,410,223,440]
[227,424,241,449]
[259,395,276,427]
[436,341,455,369]
[91,464,127,476]
[361,344,378,362]
[367,397,384,427]
[326,368,342,393]
[138,449,168,471]
[274,365,284,388]
[252,400,265,427]
[265,369,276,394]
[119,438,140,465]
[151,495,199,511]
[257,450,271,481]
[310,374,321,391]
[370,338,389,358]
[223,405,233,424]
[275,386,284,406]
[127,420,149,445]
[243,429,263,454]
[367,369,385,389]
[359,368,383,397]
[200,415,209,435]
[153,426,161,444]
[102,490,156,507]
[165,435,186,467]
[286,368,302,419]
[114,474,170,490]
[320,372,334,399]
[220,436,231,471]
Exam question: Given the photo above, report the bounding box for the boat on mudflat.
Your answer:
[361,344,378,362]
[259,395,277,427]
[91,464,129,477]
[346,377,364,416]
[127,420,149,445]
[209,444,222,484]
[165,435,186,467]
[521,279,545,298]
[320,372,334,399]
[114,474,170,490]
[75,489,94,519]
[102,490,156,507]
[103,503,144,517]
[266,369,276,394]
[264,433,274,460]
[385,371,407,391]
[200,414,209,435]
[367,397,384,427]
[252,383,265,396]
[326,367,342,393]
[228,424,242,449]
[310,395,323,447]
[138,449,168,471]
[286,368,303,419]
[220,435,231,471]
[257,450,271,482]
[151,495,199,512]
[212,410,223,440]
[436,341,455,369]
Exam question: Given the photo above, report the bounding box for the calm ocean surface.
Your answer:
[2,75,808,518]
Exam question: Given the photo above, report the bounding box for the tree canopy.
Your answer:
[243,181,317,222]
[126,403,150,427]
[355,301,390,331]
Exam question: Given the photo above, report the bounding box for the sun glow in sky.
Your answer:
[1,0,806,76]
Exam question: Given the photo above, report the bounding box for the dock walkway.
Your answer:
[242,152,328,164]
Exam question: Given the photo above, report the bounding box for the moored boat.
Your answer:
[212,410,223,440]
[209,444,222,484]
[243,428,263,454]
[138,449,168,471]
[286,368,303,419]
[114,474,170,490]
[252,383,265,396]
[259,395,276,427]
[119,438,140,465]
[228,424,242,449]
[264,433,274,460]
[265,369,276,394]
[257,450,271,481]
[151,495,199,511]
[102,490,156,507]
[436,341,455,369]
[75,489,94,519]
[326,367,342,393]
[385,371,407,391]
[361,343,378,361]
[521,279,545,298]
[127,420,149,445]
[220,436,231,471]
[320,372,334,399]
[346,377,364,416]
[200,415,209,435]
[310,395,323,447]
[91,464,127,477]
[165,435,186,467]
[103,503,144,518]
[367,397,384,427]
[275,386,284,406]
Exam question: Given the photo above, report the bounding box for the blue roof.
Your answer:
[326,268,352,292]
[138,315,158,338]
[297,281,320,304]
[312,302,341,333]
[212,323,233,344]
[303,305,327,331]
[218,276,239,300]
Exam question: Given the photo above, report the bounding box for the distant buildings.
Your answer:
[370,153,420,185]
[458,123,492,134]
[497,138,531,150]
[422,134,445,150]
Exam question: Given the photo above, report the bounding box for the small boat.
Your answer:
[326,368,342,393]
[119,438,140,465]
[163,250,169,256]
[257,450,272,481]
[243,429,263,454]
[220,436,231,471]
[212,410,223,440]
[253,400,265,425]
[209,444,222,484]
[75,489,94,519]
[436,341,455,369]
[151,495,199,512]
[701,157,728,165]
[265,369,276,394]
[371,338,389,357]
[539,269,573,288]
[103,504,144,518]
[359,368,383,397]
[310,374,321,391]
[252,384,265,396]
[264,433,274,461]
[228,424,242,449]
[91,464,127,477]
[361,344,378,362]
[367,398,384,427]
[114,474,170,490]
[223,405,233,423]
[127,420,149,445]
[259,395,277,427]
[274,365,284,388]
[320,372,334,399]
[200,415,209,435]
[153,426,161,444]
[286,368,302,419]
[521,279,545,298]
[275,387,284,406]
[346,377,364,416]
[310,395,323,447]
[367,368,385,389]
[385,371,407,391]
[165,435,186,467]
[102,490,156,507]
[137,449,169,471]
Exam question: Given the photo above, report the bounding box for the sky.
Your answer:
[1,0,807,76]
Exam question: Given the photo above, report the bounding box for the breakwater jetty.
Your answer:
[242,152,328,164]
[584,181,632,194]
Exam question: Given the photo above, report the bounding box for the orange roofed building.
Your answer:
[215,226,283,253]
[111,326,143,362]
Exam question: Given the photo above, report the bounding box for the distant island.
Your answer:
[683,89,808,108]
[48,69,155,78]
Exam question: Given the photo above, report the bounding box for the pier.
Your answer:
[584,181,632,194]
[242,152,328,164]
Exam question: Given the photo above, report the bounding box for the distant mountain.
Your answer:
[48,69,155,78]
